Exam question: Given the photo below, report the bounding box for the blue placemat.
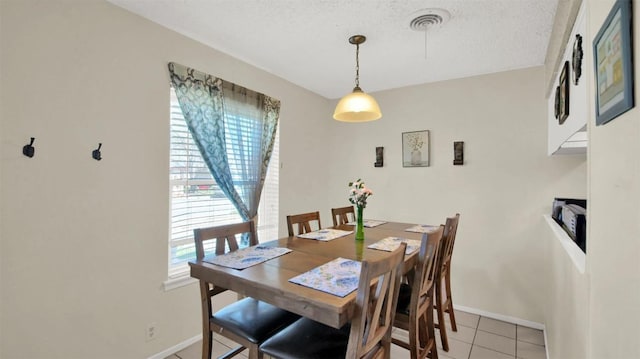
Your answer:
[345,219,387,228]
[368,236,422,254]
[405,224,439,233]
[289,257,362,297]
[297,229,353,241]
[204,245,292,270]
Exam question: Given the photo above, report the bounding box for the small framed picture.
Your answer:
[554,85,561,119]
[572,34,583,85]
[559,61,570,125]
[593,0,634,126]
[402,130,429,167]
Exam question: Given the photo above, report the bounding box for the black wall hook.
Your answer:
[23,137,35,158]
[92,143,102,161]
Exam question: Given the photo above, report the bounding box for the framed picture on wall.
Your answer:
[554,85,561,119]
[559,61,570,125]
[572,34,583,85]
[593,0,634,126]
[402,130,429,167]
[558,61,570,125]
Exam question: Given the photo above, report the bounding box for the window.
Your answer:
[168,86,279,279]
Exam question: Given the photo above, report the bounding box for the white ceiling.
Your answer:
[108,0,559,99]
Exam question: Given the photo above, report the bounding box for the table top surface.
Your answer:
[189,221,429,328]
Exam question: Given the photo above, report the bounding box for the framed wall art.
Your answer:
[554,85,561,120]
[402,130,429,167]
[559,61,570,125]
[453,141,464,165]
[572,34,583,85]
[593,0,634,126]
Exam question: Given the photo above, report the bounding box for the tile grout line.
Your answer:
[474,316,522,358]
[515,324,519,359]
[467,315,480,359]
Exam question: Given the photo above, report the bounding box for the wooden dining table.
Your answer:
[189,221,429,329]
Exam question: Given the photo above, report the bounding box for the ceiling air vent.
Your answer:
[409,9,451,31]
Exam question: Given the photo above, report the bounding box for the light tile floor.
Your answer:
[166,309,546,359]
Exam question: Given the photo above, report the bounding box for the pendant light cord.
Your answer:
[355,43,360,88]
[424,29,428,59]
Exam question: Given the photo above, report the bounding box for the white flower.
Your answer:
[348,178,373,208]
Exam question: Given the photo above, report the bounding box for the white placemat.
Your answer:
[405,224,439,233]
[368,236,422,254]
[345,219,387,228]
[204,245,291,270]
[289,257,361,297]
[297,229,353,241]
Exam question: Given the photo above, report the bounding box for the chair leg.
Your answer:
[202,330,213,359]
[435,282,449,352]
[408,316,420,359]
[427,302,438,359]
[248,344,262,359]
[445,269,457,332]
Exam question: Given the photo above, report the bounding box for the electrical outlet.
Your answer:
[146,323,157,342]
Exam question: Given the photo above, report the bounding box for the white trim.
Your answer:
[544,325,550,359]
[148,334,202,359]
[163,275,197,291]
[543,214,586,273]
[454,304,546,331]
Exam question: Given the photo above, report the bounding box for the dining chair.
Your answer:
[194,221,300,359]
[391,226,444,359]
[434,214,461,351]
[259,243,407,359]
[331,205,355,227]
[286,211,321,236]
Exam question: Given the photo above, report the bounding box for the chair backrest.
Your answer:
[346,243,406,358]
[331,206,355,227]
[411,226,445,317]
[441,214,460,266]
[286,211,321,236]
[194,221,258,260]
[193,221,258,303]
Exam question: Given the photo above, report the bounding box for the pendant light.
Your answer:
[333,35,382,122]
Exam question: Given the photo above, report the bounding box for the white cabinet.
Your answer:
[548,3,588,155]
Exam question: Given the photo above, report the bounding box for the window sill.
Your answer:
[543,214,585,274]
[163,275,197,291]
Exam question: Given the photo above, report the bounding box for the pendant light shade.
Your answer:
[333,87,382,122]
[333,35,382,122]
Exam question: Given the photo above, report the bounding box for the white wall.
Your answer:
[543,220,589,359]
[547,3,588,155]
[0,1,330,358]
[323,67,587,323]
[542,2,591,357]
[587,0,640,358]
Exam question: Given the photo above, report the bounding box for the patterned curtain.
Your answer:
[168,62,280,224]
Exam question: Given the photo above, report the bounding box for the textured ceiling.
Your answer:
[108,0,559,99]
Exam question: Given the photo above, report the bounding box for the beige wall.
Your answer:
[323,67,587,323]
[0,0,330,358]
[587,0,640,358]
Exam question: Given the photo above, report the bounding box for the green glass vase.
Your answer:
[355,206,365,241]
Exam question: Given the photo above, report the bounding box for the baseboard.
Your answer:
[543,326,550,359]
[148,334,202,359]
[454,304,546,331]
